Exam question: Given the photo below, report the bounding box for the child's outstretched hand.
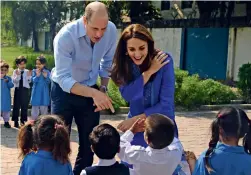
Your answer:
[185,151,197,174]
[27,70,32,76]
[129,118,146,134]
[15,69,20,75]
[42,71,48,78]
[36,69,41,77]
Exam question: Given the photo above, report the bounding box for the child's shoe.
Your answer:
[4,122,11,128]
[14,121,20,128]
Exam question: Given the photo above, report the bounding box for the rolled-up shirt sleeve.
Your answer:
[53,31,77,93]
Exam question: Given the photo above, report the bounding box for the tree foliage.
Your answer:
[1,2,17,45]
[126,1,162,23]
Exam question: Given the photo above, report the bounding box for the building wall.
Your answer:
[231,27,251,81]
[37,32,45,51]
[150,28,182,67]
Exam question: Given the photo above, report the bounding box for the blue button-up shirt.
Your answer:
[52,17,117,93]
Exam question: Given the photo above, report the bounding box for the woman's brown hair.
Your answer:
[17,115,71,164]
[110,24,157,86]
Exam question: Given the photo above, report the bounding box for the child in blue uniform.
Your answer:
[18,115,73,175]
[81,123,129,175]
[192,107,251,175]
[1,61,14,128]
[30,55,50,120]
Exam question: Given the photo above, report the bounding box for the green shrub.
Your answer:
[107,80,129,110]
[237,63,251,103]
[200,79,237,105]
[174,69,190,105]
[175,68,189,88]
[178,74,204,108]
[12,54,55,70]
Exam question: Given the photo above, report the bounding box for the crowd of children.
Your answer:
[1,55,51,128]
[13,107,251,175]
[1,56,251,175]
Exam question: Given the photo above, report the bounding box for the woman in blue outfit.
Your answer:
[192,107,251,175]
[18,115,73,175]
[1,61,14,128]
[111,24,178,147]
[30,55,50,120]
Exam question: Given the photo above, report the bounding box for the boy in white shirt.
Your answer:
[119,113,191,175]
[12,56,32,128]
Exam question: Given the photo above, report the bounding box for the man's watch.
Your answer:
[100,85,107,93]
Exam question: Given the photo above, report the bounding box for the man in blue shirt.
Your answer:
[51,2,116,175]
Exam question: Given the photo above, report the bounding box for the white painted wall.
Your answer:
[150,28,182,67]
[38,32,45,51]
[19,38,32,47]
[232,27,251,80]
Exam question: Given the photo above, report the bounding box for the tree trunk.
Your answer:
[219,2,226,27]
[32,14,39,52]
[246,2,251,25]
[226,2,235,27]
[33,30,39,52]
[50,23,56,52]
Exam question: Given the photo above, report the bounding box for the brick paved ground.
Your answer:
[1,111,250,175]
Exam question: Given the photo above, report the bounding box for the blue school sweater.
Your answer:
[193,142,251,175]
[30,69,50,106]
[19,150,73,175]
[1,76,14,112]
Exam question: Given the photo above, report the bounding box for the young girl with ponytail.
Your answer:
[192,107,251,175]
[18,115,73,175]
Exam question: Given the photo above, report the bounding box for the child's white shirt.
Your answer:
[118,130,183,175]
[12,68,31,88]
[80,158,116,175]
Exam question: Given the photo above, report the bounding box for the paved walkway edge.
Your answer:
[8,104,251,116]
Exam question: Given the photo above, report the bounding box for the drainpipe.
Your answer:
[231,28,237,80]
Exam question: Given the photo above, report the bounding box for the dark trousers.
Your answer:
[12,87,29,122]
[51,81,100,175]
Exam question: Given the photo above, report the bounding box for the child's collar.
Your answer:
[96,158,116,166]
[216,141,245,154]
[18,68,25,71]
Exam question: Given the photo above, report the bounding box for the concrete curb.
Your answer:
[199,104,251,111]
[9,104,251,116]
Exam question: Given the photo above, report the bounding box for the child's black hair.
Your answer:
[205,107,251,172]
[17,115,71,164]
[36,55,47,65]
[1,61,9,69]
[89,123,120,159]
[145,113,175,149]
[15,55,27,65]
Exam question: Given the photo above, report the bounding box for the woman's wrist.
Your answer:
[144,70,153,77]
[135,113,146,120]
